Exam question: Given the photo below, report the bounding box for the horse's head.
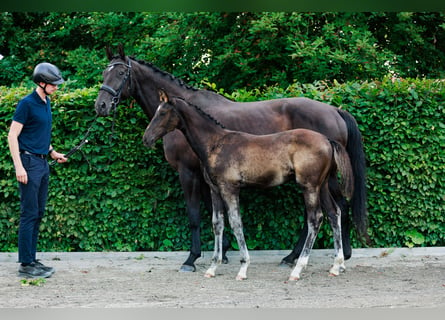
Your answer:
[95,45,132,116]
[143,90,181,148]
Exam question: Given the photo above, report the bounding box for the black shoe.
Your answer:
[18,262,52,279]
[34,260,55,275]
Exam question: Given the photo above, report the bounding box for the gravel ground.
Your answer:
[0,247,444,308]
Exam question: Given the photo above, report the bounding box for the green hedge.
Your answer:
[0,77,444,252]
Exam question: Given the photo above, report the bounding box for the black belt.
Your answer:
[20,150,47,159]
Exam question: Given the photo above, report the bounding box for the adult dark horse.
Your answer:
[94,45,368,272]
[143,92,354,281]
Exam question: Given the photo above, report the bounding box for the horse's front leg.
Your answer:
[289,190,323,281]
[204,193,225,278]
[177,167,204,272]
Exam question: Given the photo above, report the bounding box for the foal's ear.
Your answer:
[158,89,169,103]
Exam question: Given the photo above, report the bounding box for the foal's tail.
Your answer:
[331,141,354,201]
[336,109,369,240]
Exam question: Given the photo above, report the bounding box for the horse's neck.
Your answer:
[132,60,231,119]
[176,101,227,165]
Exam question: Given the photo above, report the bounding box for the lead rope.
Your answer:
[107,105,118,165]
[49,114,99,166]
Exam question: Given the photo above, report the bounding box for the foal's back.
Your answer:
[209,128,333,189]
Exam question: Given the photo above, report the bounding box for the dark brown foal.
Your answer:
[143,92,354,281]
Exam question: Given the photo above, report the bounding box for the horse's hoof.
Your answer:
[179,264,196,273]
[236,275,247,281]
[222,256,229,264]
[204,273,214,278]
[288,276,300,281]
[279,260,294,268]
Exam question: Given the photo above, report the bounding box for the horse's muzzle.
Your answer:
[95,100,114,116]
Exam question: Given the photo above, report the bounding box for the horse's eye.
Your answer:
[119,71,125,76]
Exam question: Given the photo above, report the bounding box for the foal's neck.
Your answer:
[175,100,228,164]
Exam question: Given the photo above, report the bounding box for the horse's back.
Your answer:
[207,97,347,144]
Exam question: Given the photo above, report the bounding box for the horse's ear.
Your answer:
[106,46,113,61]
[158,89,169,103]
[118,43,125,59]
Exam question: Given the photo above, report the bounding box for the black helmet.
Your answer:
[32,62,64,85]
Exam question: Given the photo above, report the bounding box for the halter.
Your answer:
[99,58,132,111]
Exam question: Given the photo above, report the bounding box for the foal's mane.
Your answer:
[172,96,226,129]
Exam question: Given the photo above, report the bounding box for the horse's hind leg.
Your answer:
[280,205,308,267]
[321,185,345,276]
[289,189,323,281]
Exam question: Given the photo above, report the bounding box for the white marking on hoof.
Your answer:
[329,265,341,276]
[204,267,216,278]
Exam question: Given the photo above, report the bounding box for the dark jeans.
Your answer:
[18,153,49,264]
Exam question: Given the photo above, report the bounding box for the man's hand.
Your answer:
[16,166,28,185]
[50,150,68,164]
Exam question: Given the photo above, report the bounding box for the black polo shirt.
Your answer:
[13,90,52,155]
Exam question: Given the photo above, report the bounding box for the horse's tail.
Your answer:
[336,109,369,240]
[331,140,354,201]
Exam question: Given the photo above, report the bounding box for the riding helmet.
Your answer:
[32,62,64,85]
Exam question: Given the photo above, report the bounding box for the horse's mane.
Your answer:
[125,56,232,104]
[127,56,199,93]
[172,96,226,129]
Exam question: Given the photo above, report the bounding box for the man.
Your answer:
[7,62,68,278]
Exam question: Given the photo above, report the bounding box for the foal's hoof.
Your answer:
[204,272,215,278]
[179,264,196,273]
[236,275,247,281]
[288,276,300,281]
[222,256,229,264]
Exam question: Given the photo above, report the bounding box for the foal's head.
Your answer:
[143,91,181,148]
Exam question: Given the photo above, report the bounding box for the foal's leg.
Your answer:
[289,190,323,281]
[327,175,351,260]
[281,176,351,267]
[228,210,250,280]
[204,192,225,278]
[223,192,250,280]
[321,186,345,276]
